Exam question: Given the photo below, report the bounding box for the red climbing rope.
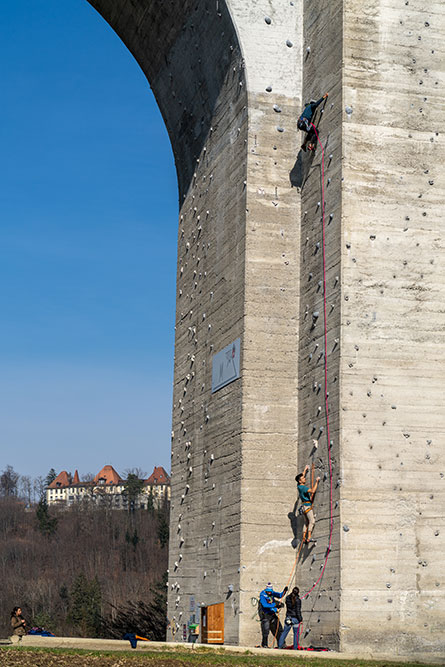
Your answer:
[265,124,334,649]
[300,124,334,600]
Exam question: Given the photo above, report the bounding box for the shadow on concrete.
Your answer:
[300,541,316,565]
[288,501,306,550]
[290,150,311,190]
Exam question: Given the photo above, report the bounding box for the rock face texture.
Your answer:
[88,0,444,657]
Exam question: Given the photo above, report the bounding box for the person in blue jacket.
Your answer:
[258,583,288,648]
[297,93,328,151]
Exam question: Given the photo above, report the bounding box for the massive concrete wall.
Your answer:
[340,0,445,654]
[297,0,445,655]
[296,0,343,649]
[87,0,444,657]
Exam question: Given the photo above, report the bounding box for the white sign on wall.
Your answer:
[211,338,241,393]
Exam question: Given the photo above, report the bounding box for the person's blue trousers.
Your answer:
[278,616,301,649]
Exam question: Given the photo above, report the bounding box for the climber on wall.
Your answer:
[295,465,320,543]
[297,93,328,151]
[258,583,288,648]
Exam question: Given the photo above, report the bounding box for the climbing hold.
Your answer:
[276,126,285,132]
[343,525,349,532]
[345,105,353,115]
[273,104,282,113]
[265,86,272,92]
[286,40,293,47]
[264,16,272,24]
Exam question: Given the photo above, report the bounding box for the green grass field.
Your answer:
[0,646,437,667]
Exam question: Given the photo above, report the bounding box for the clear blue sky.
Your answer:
[0,1,178,480]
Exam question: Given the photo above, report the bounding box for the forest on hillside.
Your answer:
[0,487,169,640]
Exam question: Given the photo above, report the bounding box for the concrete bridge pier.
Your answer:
[87,0,444,656]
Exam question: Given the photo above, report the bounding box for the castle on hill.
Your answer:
[46,464,170,509]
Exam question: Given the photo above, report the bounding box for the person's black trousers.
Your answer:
[261,612,283,647]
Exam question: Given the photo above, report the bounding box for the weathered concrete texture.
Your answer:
[86,0,445,657]
[339,0,445,655]
[88,0,250,646]
[296,0,343,650]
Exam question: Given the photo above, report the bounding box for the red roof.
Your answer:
[145,466,170,486]
[48,465,168,489]
[48,471,71,489]
[93,465,123,485]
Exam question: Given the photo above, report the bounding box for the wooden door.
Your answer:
[201,602,224,644]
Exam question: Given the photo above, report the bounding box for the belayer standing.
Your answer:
[278,587,303,650]
[258,583,288,648]
[296,464,320,543]
[297,93,328,151]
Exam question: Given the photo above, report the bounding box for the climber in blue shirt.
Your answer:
[296,464,320,543]
[258,583,288,648]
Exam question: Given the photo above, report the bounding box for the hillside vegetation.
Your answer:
[0,497,168,640]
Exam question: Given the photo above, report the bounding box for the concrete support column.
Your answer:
[87,0,445,656]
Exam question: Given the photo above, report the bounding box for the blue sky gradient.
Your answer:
[1,1,178,479]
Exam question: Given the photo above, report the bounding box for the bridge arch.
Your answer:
[88,0,247,199]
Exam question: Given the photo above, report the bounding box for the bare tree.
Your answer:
[0,465,19,497]
[19,475,33,506]
[33,476,46,503]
